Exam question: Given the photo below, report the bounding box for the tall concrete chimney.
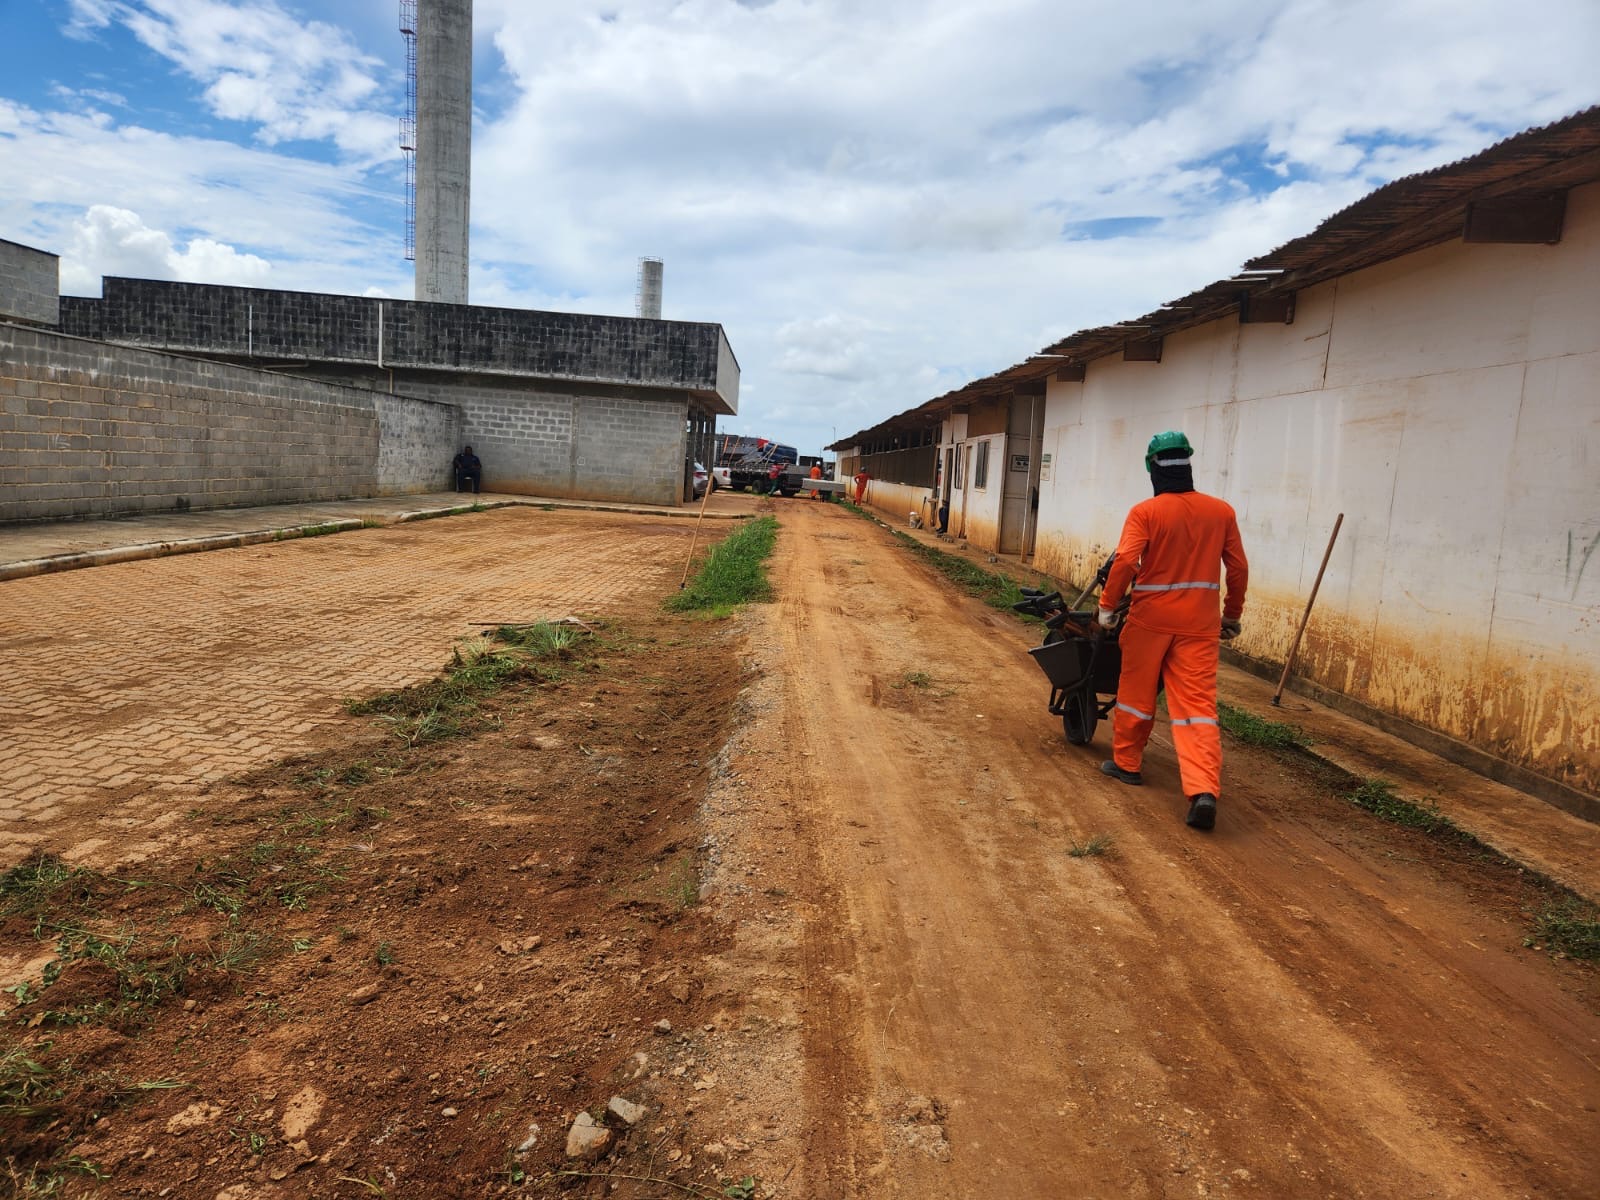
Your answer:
[415,0,472,304]
[637,257,664,319]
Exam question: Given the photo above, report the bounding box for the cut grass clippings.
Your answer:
[666,515,778,615]
[345,621,591,746]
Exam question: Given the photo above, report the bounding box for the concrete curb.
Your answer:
[0,497,747,583]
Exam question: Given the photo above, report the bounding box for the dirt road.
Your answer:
[746,500,1598,1198]
[2,499,1595,1198]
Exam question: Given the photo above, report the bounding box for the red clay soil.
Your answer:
[3,499,1597,1200]
[2,610,750,1198]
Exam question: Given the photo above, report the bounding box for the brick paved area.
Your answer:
[0,507,689,863]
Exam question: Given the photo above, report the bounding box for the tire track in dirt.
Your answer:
[763,501,1598,1198]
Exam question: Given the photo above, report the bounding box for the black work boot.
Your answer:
[1186,793,1217,831]
[1100,760,1143,787]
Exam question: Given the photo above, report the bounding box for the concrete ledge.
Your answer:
[0,519,367,581]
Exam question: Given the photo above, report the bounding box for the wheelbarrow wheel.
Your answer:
[1061,684,1098,746]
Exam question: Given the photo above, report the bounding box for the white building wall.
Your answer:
[1034,181,1600,795]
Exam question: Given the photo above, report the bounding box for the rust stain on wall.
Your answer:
[1019,561,1598,795]
[1033,532,1118,592]
[1238,588,1598,796]
[960,515,999,553]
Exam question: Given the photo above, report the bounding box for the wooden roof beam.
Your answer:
[1463,191,1567,243]
[1240,292,1296,324]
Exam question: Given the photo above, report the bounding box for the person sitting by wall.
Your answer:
[453,445,482,493]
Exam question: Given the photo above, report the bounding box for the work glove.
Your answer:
[1097,607,1120,629]
[1220,617,1242,641]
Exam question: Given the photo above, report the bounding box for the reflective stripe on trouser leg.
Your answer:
[1163,632,1223,797]
[1112,624,1171,773]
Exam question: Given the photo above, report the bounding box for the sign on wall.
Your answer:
[1040,452,1052,482]
[1010,454,1029,472]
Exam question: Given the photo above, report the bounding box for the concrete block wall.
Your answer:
[0,322,455,523]
[571,393,689,505]
[401,375,688,505]
[373,393,461,495]
[57,280,733,400]
[0,239,60,327]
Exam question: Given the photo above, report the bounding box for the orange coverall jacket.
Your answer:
[1099,491,1248,632]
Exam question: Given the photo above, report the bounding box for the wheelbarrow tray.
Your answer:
[1028,633,1123,696]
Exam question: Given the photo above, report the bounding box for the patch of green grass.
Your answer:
[375,941,397,966]
[894,671,933,689]
[0,1044,63,1119]
[1527,897,1600,960]
[666,515,779,613]
[346,623,590,745]
[1066,834,1116,859]
[22,924,192,1027]
[4,1155,108,1195]
[0,855,104,921]
[1218,702,1311,751]
[1345,778,1463,838]
[339,762,373,786]
[886,528,1039,613]
[666,855,701,910]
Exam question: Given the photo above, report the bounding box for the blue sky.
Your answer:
[2,0,1596,455]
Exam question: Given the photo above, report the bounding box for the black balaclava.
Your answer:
[1150,456,1195,496]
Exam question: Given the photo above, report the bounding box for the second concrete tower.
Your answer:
[415,0,472,304]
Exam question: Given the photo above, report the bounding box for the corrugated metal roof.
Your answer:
[828,106,1600,450]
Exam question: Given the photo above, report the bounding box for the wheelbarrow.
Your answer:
[1013,553,1130,746]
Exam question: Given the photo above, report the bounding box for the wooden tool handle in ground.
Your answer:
[1273,513,1344,706]
[678,475,715,589]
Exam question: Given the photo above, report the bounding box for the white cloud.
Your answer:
[0,98,410,296]
[9,0,1599,457]
[66,0,397,160]
[61,205,273,292]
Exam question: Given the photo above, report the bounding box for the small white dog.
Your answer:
[909,511,923,529]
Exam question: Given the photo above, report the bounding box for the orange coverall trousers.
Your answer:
[1112,624,1222,798]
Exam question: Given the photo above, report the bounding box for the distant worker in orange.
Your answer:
[853,468,870,504]
[809,460,824,499]
[1096,431,1248,832]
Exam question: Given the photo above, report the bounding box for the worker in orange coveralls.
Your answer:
[1096,431,1248,832]
[853,469,870,503]
[809,461,824,499]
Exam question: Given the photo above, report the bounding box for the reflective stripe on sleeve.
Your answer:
[1131,581,1221,592]
[1116,702,1155,721]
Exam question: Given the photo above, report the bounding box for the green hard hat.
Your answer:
[1145,430,1193,473]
